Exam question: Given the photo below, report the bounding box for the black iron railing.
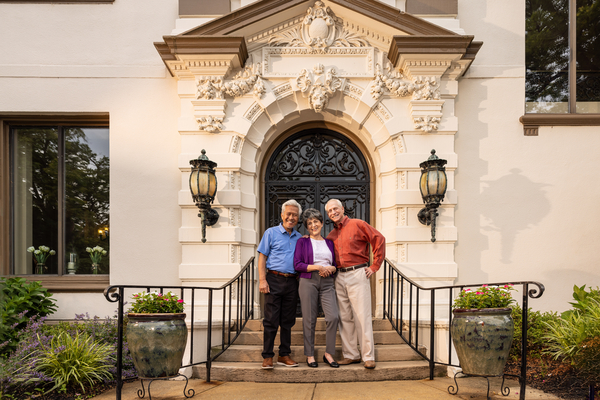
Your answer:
[103,256,255,400]
[382,258,545,400]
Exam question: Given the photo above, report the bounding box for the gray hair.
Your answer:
[325,198,343,211]
[302,208,323,228]
[281,199,302,216]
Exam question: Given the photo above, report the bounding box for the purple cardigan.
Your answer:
[294,237,337,279]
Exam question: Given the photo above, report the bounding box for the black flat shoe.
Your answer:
[323,355,339,368]
[307,359,318,368]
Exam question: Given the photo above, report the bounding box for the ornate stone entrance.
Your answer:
[264,128,370,237]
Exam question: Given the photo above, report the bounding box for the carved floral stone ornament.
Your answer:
[197,116,223,133]
[414,116,441,133]
[196,64,265,100]
[268,1,368,52]
[412,77,441,101]
[296,63,343,113]
[370,63,414,101]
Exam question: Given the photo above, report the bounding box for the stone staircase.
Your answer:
[193,318,446,382]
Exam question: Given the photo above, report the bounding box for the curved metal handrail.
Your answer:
[381,258,544,400]
[105,257,255,400]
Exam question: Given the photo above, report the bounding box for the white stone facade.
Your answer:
[1,0,599,323]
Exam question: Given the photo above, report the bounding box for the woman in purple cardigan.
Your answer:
[294,208,339,368]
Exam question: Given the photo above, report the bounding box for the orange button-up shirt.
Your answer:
[326,216,385,272]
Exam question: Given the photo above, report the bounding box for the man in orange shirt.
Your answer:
[325,198,385,369]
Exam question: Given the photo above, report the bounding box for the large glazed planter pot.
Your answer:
[451,308,514,377]
[127,313,188,378]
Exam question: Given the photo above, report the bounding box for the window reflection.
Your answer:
[11,126,109,275]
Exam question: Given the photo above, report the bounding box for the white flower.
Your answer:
[102,250,107,255]
[86,247,92,253]
[93,246,103,252]
[27,246,35,253]
[49,250,56,255]
[40,246,49,252]
[34,250,40,254]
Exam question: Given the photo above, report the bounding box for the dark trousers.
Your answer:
[262,272,299,359]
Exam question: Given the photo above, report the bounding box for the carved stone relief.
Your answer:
[197,116,223,133]
[268,1,369,52]
[194,64,265,132]
[296,64,343,113]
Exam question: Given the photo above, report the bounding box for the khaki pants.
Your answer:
[334,268,374,361]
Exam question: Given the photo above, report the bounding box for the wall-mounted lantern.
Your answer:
[189,149,219,243]
[417,149,447,242]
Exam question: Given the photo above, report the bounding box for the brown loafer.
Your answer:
[277,355,298,367]
[364,360,376,369]
[261,357,274,369]
[337,358,361,365]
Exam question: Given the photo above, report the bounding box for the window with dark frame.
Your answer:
[9,125,109,276]
[526,0,600,114]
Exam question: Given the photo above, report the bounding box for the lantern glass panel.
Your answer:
[208,171,217,198]
[189,170,200,196]
[420,171,428,196]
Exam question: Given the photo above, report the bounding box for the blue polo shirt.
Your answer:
[257,224,301,274]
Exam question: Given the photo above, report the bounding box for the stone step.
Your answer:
[231,330,406,346]
[242,318,397,332]
[214,344,425,362]
[193,361,446,383]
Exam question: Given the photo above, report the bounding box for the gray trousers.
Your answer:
[298,271,339,357]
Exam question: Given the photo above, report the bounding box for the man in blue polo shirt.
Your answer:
[257,199,302,369]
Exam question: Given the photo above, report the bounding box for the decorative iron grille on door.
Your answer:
[265,128,370,237]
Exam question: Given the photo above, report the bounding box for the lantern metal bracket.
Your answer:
[198,208,219,243]
[418,207,439,242]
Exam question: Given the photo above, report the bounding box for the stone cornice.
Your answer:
[181,0,308,36]
[329,0,458,36]
[387,35,478,65]
[155,36,249,77]
[178,0,458,38]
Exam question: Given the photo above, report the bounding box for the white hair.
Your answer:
[281,199,302,216]
[325,198,343,211]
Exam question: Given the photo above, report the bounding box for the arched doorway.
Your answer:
[264,128,370,237]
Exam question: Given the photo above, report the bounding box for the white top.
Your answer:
[311,238,333,267]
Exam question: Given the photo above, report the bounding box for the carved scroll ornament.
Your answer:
[197,116,223,133]
[196,64,265,100]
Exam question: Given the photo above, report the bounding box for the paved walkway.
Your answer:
[93,377,563,400]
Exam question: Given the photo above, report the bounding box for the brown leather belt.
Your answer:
[337,263,368,273]
[267,270,298,278]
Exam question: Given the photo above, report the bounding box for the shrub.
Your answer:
[574,336,600,384]
[35,331,115,393]
[510,305,560,360]
[44,313,137,381]
[544,297,600,362]
[562,284,600,319]
[0,277,57,356]
[0,316,53,396]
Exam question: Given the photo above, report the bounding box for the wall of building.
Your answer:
[455,0,600,312]
[0,0,182,319]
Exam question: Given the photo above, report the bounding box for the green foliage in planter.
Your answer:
[35,331,115,393]
[0,277,57,357]
[510,305,560,360]
[129,291,185,313]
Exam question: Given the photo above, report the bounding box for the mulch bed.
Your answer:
[505,356,597,399]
